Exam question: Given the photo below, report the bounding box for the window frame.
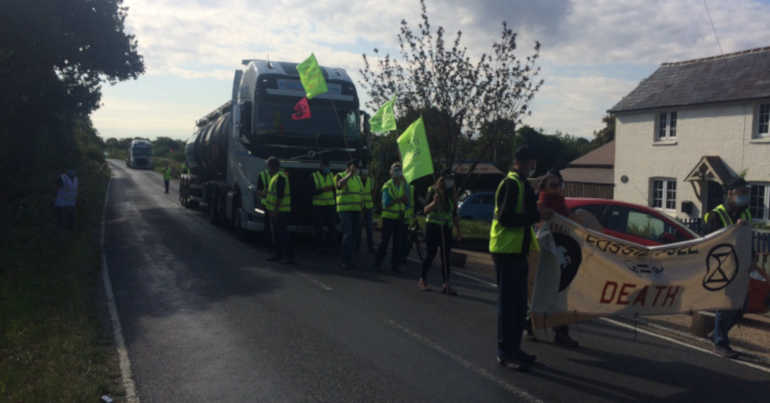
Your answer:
[756,103,770,139]
[655,111,678,141]
[650,178,677,211]
[749,182,770,221]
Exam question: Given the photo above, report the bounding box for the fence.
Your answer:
[676,217,770,253]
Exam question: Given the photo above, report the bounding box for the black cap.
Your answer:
[726,177,748,191]
[547,168,563,180]
[514,145,535,162]
[266,156,280,168]
[347,159,360,167]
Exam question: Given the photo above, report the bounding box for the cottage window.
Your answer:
[757,104,770,138]
[651,178,676,209]
[656,112,677,140]
[750,183,769,221]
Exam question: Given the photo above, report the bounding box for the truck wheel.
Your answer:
[208,196,219,225]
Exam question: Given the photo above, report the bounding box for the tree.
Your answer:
[592,114,615,146]
[0,0,144,176]
[359,0,543,173]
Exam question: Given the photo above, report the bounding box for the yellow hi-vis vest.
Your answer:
[404,184,416,226]
[425,185,454,226]
[258,169,271,192]
[704,204,751,227]
[312,171,335,207]
[264,171,291,212]
[361,176,374,209]
[489,171,538,254]
[335,173,363,212]
[381,179,406,220]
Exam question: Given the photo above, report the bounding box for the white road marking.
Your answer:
[600,318,770,375]
[386,320,543,403]
[101,176,141,403]
[428,258,770,376]
[296,272,333,291]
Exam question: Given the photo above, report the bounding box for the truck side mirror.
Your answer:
[239,102,252,137]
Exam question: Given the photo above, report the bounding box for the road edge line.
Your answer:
[101,175,141,402]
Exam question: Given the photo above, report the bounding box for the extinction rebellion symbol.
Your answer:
[553,233,583,292]
[703,244,739,291]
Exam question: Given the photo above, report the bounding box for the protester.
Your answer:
[336,159,363,270]
[164,166,172,194]
[361,168,376,254]
[263,157,293,264]
[534,169,579,347]
[257,165,273,247]
[311,159,337,254]
[375,162,408,273]
[54,169,78,230]
[419,170,462,294]
[489,145,548,371]
[704,177,752,359]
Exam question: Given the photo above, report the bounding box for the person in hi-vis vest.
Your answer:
[263,157,293,264]
[311,159,337,253]
[375,163,409,273]
[360,168,377,254]
[419,170,462,294]
[489,145,549,372]
[336,159,364,270]
[703,177,752,359]
[257,166,273,247]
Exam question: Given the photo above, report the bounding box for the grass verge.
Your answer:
[0,159,123,402]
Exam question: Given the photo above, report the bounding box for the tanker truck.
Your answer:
[179,59,369,235]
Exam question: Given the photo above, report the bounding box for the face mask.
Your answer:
[734,195,749,207]
[528,167,537,178]
[445,180,454,189]
[322,167,330,174]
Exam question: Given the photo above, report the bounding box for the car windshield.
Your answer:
[132,146,151,156]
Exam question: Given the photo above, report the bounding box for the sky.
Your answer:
[91,0,770,141]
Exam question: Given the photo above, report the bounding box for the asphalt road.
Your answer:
[105,159,769,402]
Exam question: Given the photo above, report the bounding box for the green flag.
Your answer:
[369,96,397,134]
[296,53,328,99]
[397,117,434,183]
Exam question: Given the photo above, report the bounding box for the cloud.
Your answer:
[97,0,770,140]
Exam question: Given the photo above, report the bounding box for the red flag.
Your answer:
[291,97,311,120]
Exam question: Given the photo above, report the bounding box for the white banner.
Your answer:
[530,214,752,329]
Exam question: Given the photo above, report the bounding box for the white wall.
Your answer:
[614,101,770,219]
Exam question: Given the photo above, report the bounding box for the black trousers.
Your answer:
[421,223,453,283]
[313,205,337,249]
[376,218,405,269]
[164,179,169,193]
[492,253,529,359]
[270,212,293,259]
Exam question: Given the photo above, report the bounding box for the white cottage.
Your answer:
[610,47,770,223]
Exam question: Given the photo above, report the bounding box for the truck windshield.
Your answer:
[254,96,360,142]
[132,147,151,156]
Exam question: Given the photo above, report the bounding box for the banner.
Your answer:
[397,117,434,183]
[530,214,752,329]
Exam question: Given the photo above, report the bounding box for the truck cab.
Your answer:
[180,59,369,235]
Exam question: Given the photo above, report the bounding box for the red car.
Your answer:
[563,198,770,314]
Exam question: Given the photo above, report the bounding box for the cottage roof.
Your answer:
[609,47,770,113]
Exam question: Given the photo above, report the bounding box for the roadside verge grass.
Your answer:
[0,159,122,402]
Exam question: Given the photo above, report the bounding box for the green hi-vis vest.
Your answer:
[335,173,363,212]
[164,168,171,181]
[312,171,336,207]
[404,184,416,225]
[264,171,291,213]
[258,169,271,192]
[361,176,374,209]
[425,185,454,226]
[381,178,406,220]
[489,171,538,254]
[704,204,751,227]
